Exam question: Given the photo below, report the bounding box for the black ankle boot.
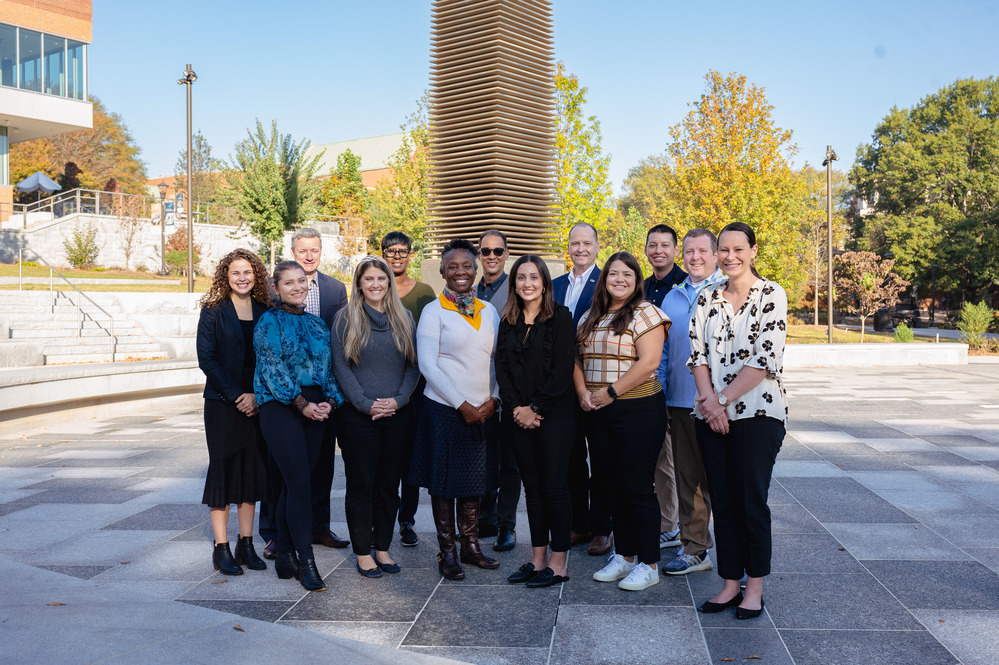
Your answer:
[213,542,243,576]
[298,557,326,592]
[234,536,267,570]
[274,551,299,580]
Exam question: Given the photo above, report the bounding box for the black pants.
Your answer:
[258,387,326,560]
[567,408,613,536]
[696,416,784,580]
[585,393,666,565]
[398,386,425,527]
[336,403,413,555]
[480,415,521,531]
[511,416,575,551]
[310,417,337,534]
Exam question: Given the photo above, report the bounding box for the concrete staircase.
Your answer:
[0,291,169,364]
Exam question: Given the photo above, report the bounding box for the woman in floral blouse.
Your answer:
[688,222,787,620]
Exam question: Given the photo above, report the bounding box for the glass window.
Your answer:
[43,34,65,96]
[19,28,41,92]
[67,40,85,99]
[0,25,14,88]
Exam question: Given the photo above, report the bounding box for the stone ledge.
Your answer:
[785,342,967,367]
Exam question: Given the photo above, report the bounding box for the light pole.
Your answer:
[156,181,169,276]
[178,64,197,293]
[930,263,938,326]
[822,145,838,343]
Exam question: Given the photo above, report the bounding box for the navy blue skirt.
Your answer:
[407,397,499,498]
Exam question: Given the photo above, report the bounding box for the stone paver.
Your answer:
[3,363,999,664]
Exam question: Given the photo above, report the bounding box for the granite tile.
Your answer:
[780,629,957,665]
[773,460,847,477]
[963,547,999,574]
[103,503,208,531]
[559,552,693,607]
[770,503,825,534]
[12,488,150,504]
[179,599,294,622]
[863,560,999,610]
[889,451,980,466]
[770,533,866,573]
[35,564,113,579]
[703,627,793,664]
[777,477,917,523]
[824,523,971,560]
[909,511,999,547]
[285,565,442,622]
[912,609,999,665]
[282,620,411,648]
[402,647,549,665]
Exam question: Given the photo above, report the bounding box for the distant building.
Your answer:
[0,1,93,218]
[305,132,408,189]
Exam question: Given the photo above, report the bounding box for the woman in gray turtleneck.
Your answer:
[331,256,419,578]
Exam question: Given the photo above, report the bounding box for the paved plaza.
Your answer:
[3,363,999,664]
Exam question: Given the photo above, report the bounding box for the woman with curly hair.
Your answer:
[196,248,273,576]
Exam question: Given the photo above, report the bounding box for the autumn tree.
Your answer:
[850,76,999,305]
[174,130,221,206]
[799,165,850,324]
[113,195,150,270]
[555,63,613,245]
[320,148,369,256]
[835,251,908,342]
[9,97,147,197]
[223,120,323,267]
[629,71,809,300]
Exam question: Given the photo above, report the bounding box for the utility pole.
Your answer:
[822,145,838,343]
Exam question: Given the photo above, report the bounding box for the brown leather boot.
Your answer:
[457,497,499,569]
[431,496,464,580]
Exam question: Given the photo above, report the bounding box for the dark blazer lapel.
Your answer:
[576,267,601,321]
[251,298,267,324]
[220,299,244,350]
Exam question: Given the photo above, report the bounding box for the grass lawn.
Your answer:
[0,263,210,293]
[786,325,929,344]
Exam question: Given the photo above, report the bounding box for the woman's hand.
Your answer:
[302,402,329,421]
[477,398,497,422]
[578,390,596,412]
[695,394,729,434]
[590,387,614,409]
[513,406,541,429]
[458,401,484,425]
[234,393,257,416]
[370,398,398,421]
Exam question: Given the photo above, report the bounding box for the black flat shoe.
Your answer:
[525,567,569,588]
[736,598,764,620]
[356,561,383,578]
[699,592,743,613]
[399,522,419,547]
[507,562,537,584]
[213,542,243,576]
[375,559,401,574]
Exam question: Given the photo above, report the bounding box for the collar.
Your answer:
[478,272,508,292]
[438,292,487,330]
[649,264,683,286]
[568,263,597,285]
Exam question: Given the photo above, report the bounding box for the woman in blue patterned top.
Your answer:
[254,260,344,593]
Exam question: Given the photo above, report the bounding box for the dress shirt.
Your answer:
[303,275,321,318]
[476,272,509,316]
[643,264,688,308]
[565,263,597,316]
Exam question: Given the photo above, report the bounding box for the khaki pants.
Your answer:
[654,429,678,534]
[668,406,713,555]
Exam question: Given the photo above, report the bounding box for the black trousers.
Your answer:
[696,416,784,580]
[258,387,326,560]
[511,416,575,551]
[585,393,666,565]
[398,386,425,526]
[336,403,414,555]
[480,415,521,531]
[310,417,337,534]
[567,408,613,536]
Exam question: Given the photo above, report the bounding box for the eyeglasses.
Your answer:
[479,247,507,257]
[383,249,411,258]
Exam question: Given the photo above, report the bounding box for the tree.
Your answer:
[600,206,652,276]
[9,97,148,197]
[850,77,999,306]
[555,63,614,246]
[164,224,202,276]
[628,71,809,300]
[224,120,323,267]
[174,130,221,206]
[799,166,850,324]
[835,251,908,342]
[319,148,369,258]
[113,195,149,270]
[619,155,671,226]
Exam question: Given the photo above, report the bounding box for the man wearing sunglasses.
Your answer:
[475,229,520,552]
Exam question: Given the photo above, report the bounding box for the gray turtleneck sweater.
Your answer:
[330,303,420,414]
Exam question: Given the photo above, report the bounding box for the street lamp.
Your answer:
[822,145,838,343]
[930,263,938,327]
[156,180,169,276]
[178,64,197,293]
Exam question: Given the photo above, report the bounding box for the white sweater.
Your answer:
[417,298,500,409]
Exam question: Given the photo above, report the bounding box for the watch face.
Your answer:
[718,394,727,406]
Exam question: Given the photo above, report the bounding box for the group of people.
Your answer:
[196,219,788,619]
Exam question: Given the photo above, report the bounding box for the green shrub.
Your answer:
[893,323,914,343]
[18,260,40,268]
[62,223,101,269]
[957,301,995,349]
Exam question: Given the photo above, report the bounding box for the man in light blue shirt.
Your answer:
[657,228,724,575]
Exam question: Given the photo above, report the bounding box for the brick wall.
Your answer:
[0,185,12,224]
[0,0,92,42]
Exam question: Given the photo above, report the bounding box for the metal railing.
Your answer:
[18,248,117,362]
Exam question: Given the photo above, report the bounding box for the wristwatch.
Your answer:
[529,403,542,414]
[606,385,619,400]
[716,392,729,407]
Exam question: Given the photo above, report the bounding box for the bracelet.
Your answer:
[529,403,541,414]
[292,394,308,412]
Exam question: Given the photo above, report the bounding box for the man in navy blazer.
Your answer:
[551,222,614,556]
[260,228,349,558]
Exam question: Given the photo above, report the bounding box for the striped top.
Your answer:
[577,301,670,399]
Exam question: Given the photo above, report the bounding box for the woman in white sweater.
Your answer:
[407,238,502,581]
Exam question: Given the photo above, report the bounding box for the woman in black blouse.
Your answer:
[495,255,576,588]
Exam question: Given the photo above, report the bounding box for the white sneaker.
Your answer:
[659,529,681,548]
[592,554,636,582]
[618,562,660,591]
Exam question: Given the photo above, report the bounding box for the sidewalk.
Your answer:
[3,364,999,664]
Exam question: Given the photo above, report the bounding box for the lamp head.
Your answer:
[156,181,168,200]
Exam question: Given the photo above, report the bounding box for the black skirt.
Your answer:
[202,399,269,508]
[406,397,499,498]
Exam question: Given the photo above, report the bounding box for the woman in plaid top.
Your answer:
[573,251,670,592]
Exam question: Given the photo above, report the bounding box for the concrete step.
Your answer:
[43,350,171,364]
[8,311,126,322]
[9,320,136,330]
[0,292,116,306]
[10,328,151,339]
[42,342,162,355]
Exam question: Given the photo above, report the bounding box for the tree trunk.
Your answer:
[860,316,866,343]
[270,238,275,273]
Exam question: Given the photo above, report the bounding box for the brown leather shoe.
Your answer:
[312,529,350,549]
[262,539,278,560]
[570,530,593,547]
[457,497,499,569]
[432,496,465,580]
[588,533,613,556]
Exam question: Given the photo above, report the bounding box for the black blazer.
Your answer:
[196,297,268,402]
[552,266,601,328]
[315,271,348,330]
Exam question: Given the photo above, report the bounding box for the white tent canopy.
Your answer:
[16,171,62,194]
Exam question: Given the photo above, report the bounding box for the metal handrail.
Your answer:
[18,249,116,362]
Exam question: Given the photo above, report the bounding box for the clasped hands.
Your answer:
[578,386,613,412]
[235,393,257,417]
[512,405,542,430]
[458,399,497,426]
[368,398,399,421]
[302,400,332,421]
[695,393,730,434]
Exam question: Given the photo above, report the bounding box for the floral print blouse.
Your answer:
[253,307,344,408]
[687,278,788,423]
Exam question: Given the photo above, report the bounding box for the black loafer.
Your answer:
[700,592,743,614]
[356,561,383,578]
[507,562,537,584]
[375,559,401,574]
[399,522,419,547]
[736,598,764,620]
[525,567,569,588]
[494,527,516,552]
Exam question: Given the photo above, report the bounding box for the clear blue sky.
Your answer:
[91,0,999,193]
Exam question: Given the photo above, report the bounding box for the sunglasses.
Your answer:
[383,249,411,258]
[479,247,507,257]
